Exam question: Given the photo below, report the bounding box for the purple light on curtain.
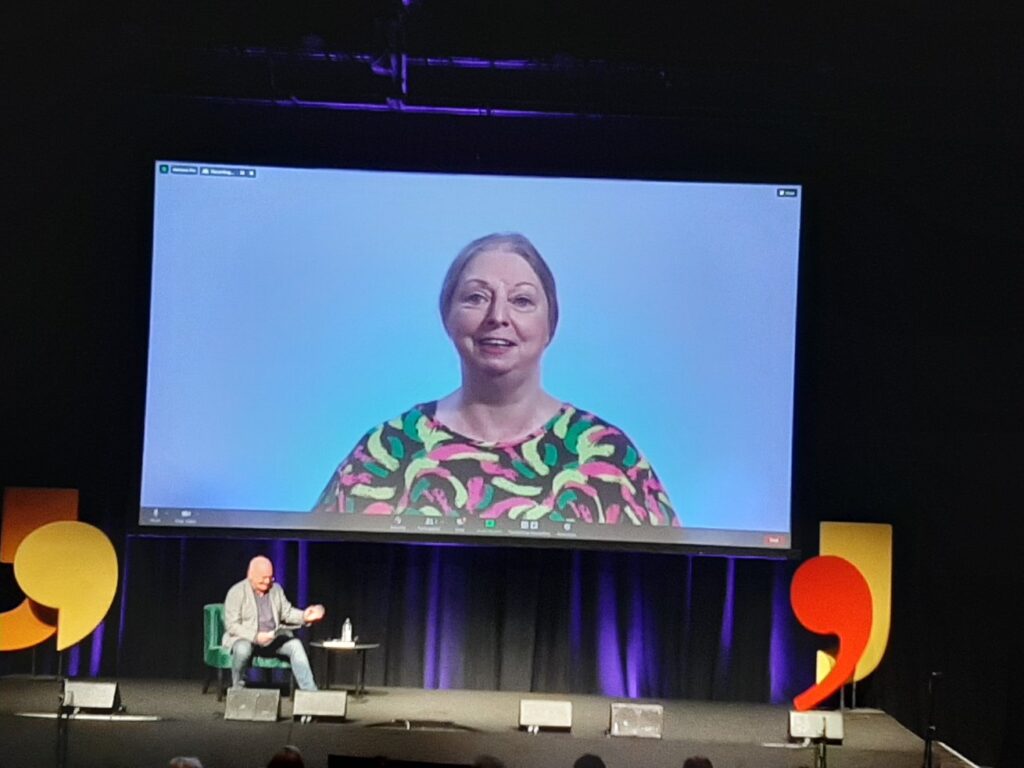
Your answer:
[422,547,442,689]
[625,562,644,698]
[719,557,737,664]
[116,537,133,664]
[680,555,695,683]
[66,644,81,677]
[269,539,287,581]
[769,560,793,704]
[597,562,625,697]
[296,539,309,609]
[420,546,464,690]
[435,559,462,691]
[89,621,105,677]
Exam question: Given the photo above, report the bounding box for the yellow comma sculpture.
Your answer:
[815,521,893,684]
[1,488,118,652]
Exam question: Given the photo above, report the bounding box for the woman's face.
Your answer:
[445,247,551,380]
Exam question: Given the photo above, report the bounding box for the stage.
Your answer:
[0,678,974,768]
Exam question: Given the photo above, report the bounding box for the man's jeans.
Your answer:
[230,636,317,691]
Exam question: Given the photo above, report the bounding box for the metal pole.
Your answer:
[922,671,942,768]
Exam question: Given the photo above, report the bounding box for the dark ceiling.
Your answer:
[13,4,1021,126]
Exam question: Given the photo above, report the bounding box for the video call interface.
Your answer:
[140,161,802,552]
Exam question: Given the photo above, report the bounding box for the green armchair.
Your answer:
[202,602,294,701]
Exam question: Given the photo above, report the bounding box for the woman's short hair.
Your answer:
[438,233,559,340]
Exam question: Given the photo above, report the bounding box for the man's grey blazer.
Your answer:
[222,579,306,648]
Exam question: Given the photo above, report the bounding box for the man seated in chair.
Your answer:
[224,555,325,691]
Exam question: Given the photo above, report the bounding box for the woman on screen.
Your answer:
[312,232,678,529]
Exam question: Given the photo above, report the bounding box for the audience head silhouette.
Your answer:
[267,744,305,768]
[472,756,507,768]
[683,757,714,768]
[573,755,607,768]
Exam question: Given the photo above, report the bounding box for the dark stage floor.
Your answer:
[0,678,973,768]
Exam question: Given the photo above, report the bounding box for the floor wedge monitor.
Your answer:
[293,689,347,722]
[608,702,663,738]
[789,709,844,744]
[518,699,572,733]
[63,681,121,713]
[224,687,280,722]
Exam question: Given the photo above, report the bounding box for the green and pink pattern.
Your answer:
[313,403,678,526]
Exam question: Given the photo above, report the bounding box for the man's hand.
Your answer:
[303,604,326,623]
[256,631,276,646]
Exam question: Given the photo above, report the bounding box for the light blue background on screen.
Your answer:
[143,164,801,533]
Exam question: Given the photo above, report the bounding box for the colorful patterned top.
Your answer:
[312,402,679,527]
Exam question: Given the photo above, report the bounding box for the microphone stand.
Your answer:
[922,671,942,768]
[56,668,70,768]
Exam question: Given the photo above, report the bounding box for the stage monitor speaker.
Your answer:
[293,689,347,721]
[608,702,663,739]
[63,681,121,712]
[224,687,280,722]
[789,709,844,744]
[518,699,572,733]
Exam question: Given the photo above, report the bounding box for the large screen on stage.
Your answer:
[139,160,802,552]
